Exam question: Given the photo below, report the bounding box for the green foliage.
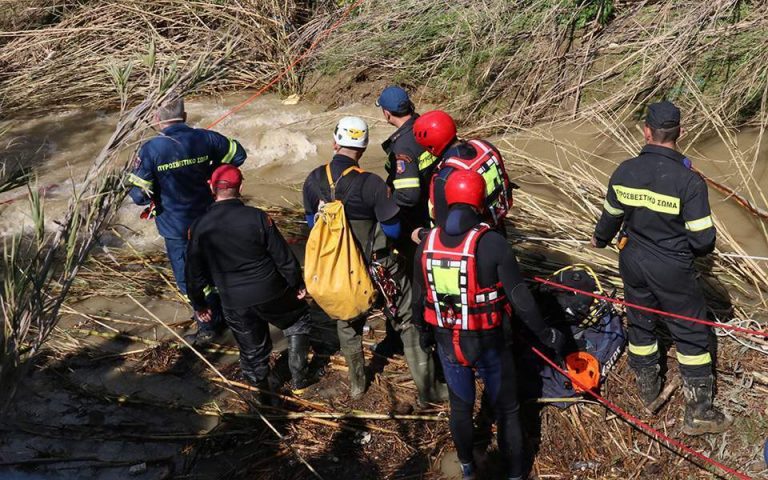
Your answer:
[570,0,614,29]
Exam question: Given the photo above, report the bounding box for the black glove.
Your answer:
[540,327,565,357]
[418,325,436,354]
[592,234,607,248]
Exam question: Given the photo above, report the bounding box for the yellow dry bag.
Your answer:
[304,164,376,320]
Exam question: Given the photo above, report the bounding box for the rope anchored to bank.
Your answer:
[528,344,754,480]
[534,276,768,339]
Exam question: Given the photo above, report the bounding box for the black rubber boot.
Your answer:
[632,364,662,407]
[183,329,215,347]
[682,375,733,436]
[288,334,312,394]
[346,351,366,400]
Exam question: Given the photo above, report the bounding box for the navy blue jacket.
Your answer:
[128,123,246,238]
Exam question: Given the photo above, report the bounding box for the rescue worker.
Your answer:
[374,86,439,358]
[127,97,247,346]
[412,110,513,233]
[592,100,731,435]
[413,170,564,480]
[186,165,312,399]
[303,117,445,405]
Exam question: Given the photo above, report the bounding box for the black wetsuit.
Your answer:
[412,205,557,477]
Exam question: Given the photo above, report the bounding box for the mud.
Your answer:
[2,94,768,479]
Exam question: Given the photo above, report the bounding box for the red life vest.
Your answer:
[442,139,512,225]
[421,224,511,331]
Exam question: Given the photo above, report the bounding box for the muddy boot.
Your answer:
[401,326,447,406]
[183,328,215,347]
[345,351,367,400]
[682,375,733,436]
[288,334,312,395]
[633,364,662,407]
[240,370,273,406]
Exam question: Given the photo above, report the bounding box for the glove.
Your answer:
[418,325,436,354]
[540,327,565,357]
[591,234,607,248]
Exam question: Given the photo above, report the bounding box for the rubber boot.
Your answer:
[632,364,662,407]
[288,334,312,395]
[240,369,273,406]
[401,326,448,406]
[682,375,733,436]
[345,351,367,400]
[183,328,215,347]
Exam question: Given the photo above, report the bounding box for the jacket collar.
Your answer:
[382,115,418,153]
[331,153,357,167]
[640,144,686,164]
[210,198,243,210]
[161,122,192,135]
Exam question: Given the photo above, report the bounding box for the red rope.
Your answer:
[206,0,366,129]
[534,276,768,339]
[529,344,753,479]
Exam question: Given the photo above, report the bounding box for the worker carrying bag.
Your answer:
[304,164,376,320]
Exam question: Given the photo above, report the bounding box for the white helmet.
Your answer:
[334,116,369,149]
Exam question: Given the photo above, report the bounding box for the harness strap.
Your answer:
[452,330,470,366]
[325,163,364,201]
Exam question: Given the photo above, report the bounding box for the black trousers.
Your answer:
[620,245,712,377]
[223,289,311,384]
[435,328,522,477]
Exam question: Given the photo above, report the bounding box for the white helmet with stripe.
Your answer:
[334,116,369,149]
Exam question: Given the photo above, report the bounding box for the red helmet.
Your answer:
[565,351,600,393]
[445,169,486,210]
[210,165,243,189]
[413,110,457,157]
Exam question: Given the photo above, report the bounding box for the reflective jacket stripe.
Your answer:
[128,173,153,192]
[393,178,421,189]
[685,215,713,232]
[221,138,238,164]
[603,199,624,217]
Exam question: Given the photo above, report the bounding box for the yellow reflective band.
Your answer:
[432,266,461,296]
[418,151,438,171]
[221,138,237,164]
[603,199,624,217]
[677,351,712,366]
[685,215,714,232]
[128,173,153,192]
[628,342,659,356]
[203,285,215,297]
[612,185,680,215]
[393,178,420,190]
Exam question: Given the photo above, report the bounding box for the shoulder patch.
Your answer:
[395,153,412,174]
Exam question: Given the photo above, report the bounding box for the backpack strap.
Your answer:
[324,163,364,201]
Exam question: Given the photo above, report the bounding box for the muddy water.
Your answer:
[1,92,767,255]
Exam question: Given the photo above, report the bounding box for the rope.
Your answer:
[205,0,366,129]
[513,235,768,263]
[534,276,768,339]
[528,344,753,480]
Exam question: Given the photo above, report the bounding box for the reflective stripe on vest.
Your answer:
[442,139,510,225]
[422,224,508,331]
